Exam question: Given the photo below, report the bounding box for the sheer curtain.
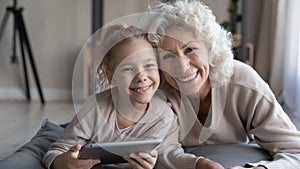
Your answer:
[257,0,300,118]
[256,0,287,100]
[282,0,300,118]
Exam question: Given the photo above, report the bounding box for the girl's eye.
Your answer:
[145,63,157,69]
[122,67,133,72]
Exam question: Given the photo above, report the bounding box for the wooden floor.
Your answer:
[0,100,300,160]
[0,100,75,160]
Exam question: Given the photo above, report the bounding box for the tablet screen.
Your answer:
[78,139,162,164]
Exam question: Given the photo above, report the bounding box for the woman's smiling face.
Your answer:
[159,27,210,96]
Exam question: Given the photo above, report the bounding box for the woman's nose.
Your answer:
[175,51,190,72]
[179,57,190,70]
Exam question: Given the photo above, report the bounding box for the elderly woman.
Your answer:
[147,1,300,169]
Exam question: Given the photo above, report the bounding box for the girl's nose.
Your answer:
[135,71,148,83]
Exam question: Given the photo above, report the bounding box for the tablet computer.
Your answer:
[78,139,162,164]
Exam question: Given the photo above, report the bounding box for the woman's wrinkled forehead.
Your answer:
[167,27,196,40]
[159,27,208,50]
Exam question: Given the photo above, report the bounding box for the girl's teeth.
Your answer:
[136,86,150,92]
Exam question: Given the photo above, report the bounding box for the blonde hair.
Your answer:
[148,0,234,86]
[97,24,154,90]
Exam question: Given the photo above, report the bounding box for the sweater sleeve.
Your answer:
[42,96,97,168]
[247,95,300,169]
[42,114,92,168]
[156,114,200,169]
[229,61,300,169]
[238,79,300,168]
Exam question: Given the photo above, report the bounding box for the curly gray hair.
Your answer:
[147,0,234,86]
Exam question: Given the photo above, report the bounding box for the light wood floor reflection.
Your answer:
[0,101,75,159]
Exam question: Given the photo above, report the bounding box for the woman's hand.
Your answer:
[52,144,101,169]
[228,166,267,169]
[196,158,225,169]
[124,150,158,169]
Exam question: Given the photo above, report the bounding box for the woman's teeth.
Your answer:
[177,72,198,82]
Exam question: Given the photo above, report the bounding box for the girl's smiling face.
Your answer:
[159,27,210,97]
[108,38,160,112]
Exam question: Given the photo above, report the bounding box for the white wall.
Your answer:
[0,0,262,102]
[203,0,230,24]
[103,0,149,25]
[0,0,154,102]
[0,0,91,101]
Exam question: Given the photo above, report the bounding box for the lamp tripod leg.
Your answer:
[15,9,45,104]
[12,12,18,63]
[17,24,30,100]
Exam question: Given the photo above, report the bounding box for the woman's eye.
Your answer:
[185,47,196,53]
[162,53,176,60]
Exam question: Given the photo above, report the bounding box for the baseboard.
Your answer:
[0,87,72,102]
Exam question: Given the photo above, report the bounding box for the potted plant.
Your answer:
[221,0,243,59]
[221,0,242,34]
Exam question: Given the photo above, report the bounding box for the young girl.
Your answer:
[42,24,179,169]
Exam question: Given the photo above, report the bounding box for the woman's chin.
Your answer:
[176,80,202,96]
[180,88,200,97]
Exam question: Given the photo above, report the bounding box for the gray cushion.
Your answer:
[0,119,64,169]
[185,143,272,168]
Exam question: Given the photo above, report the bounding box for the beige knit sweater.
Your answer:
[42,89,197,169]
[160,60,300,169]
